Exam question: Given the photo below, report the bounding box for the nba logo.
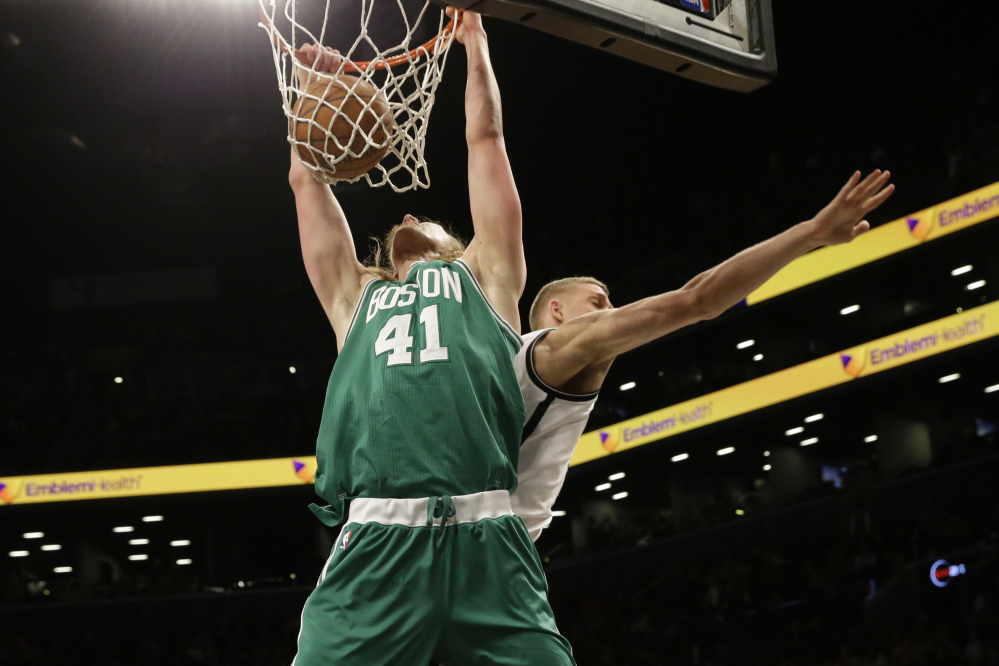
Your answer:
[906,215,932,241]
[840,352,865,378]
[339,530,352,550]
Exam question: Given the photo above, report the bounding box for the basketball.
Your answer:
[290,75,394,180]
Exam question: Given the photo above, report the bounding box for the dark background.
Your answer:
[3,1,999,664]
[2,0,994,315]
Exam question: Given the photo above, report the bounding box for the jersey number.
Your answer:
[374,305,449,366]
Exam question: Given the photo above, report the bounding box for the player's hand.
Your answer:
[806,170,895,246]
[445,7,485,44]
[294,43,343,91]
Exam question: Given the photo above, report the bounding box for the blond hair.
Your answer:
[528,276,609,331]
[364,217,466,281]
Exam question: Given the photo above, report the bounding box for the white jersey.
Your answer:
[512,329,599,541]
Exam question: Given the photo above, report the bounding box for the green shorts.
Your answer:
[292,490,575,666]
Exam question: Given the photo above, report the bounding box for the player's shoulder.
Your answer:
[517,328,555,358]
[518,328,601,402]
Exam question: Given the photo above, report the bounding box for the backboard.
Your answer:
[448,0,776,92]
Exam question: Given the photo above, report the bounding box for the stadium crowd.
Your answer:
[3,486,999,665]
[556,493,999,665]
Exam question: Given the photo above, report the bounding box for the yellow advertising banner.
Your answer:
[0,457,318,507]
[1,303,994,506]
[569,301,995,466]
[747,181,999,305]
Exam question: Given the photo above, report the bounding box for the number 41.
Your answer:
[374,305,448,366]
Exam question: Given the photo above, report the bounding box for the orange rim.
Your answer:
[259,3,456,74]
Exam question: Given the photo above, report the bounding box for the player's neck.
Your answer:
[393,257,424,281]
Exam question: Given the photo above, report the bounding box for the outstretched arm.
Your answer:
[535,170,896,390]
[289,44,370,348]
[447,9,526,332]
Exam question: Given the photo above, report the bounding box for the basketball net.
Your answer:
[259,0,457,192]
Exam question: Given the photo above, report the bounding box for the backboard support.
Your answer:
[447,0,776,92]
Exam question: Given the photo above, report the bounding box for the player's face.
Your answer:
[391,215,450,264]
[559,283,612,324]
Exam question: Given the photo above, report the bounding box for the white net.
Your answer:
[259,0,457,192]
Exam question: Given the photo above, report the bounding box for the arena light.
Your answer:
[763,450,770,456]
[785,427,804,436]
[612,492,628,500]
[864,435,878,443]
[176,559,193,566]
[735,509,745,516]
[804,414,824,423]
[966,280,986,291]
[114,376,123,384]
[129,539,150,546]
[800,437,819,446]
[840,305,860,315]
[753,354,763,361]
[595,483,612,492]
[951,265,973,276]
[40,544,61,551]
[289,366,296,374]
[671,453,689,462]
[53,566,73,573]
[619,382,636,391]
[170,540,191,547]
[113,526,134,533]
[939,373,960,383]
[736,340,755,349]
[985,384,999,394]
[23,532,44,539]
[763,464,771,471]
[717,447,735,456]
[128,554,148,561]
[930,559,967,588]
[142,515,163,522]
[551,510,567,517]
[608,472,625,481]
[9,551,29,558]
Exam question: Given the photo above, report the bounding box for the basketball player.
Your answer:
[287,9,575,666]
[511,170,895,541]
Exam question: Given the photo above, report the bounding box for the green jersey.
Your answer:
[312,259,525,525]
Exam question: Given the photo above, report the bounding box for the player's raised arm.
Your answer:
[447,9,526,332]
[288,44,370,347]
[535,170,896,389]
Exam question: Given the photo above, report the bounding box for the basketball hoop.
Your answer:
[259,0,457,192]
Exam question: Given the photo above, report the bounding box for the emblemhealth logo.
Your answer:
[0,479,24,505]
[906,213,933,241]
[599,427,619,453]
[840,348,867,378]
[292,460,316,483]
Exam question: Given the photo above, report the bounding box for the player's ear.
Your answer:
[548,299,564,326]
